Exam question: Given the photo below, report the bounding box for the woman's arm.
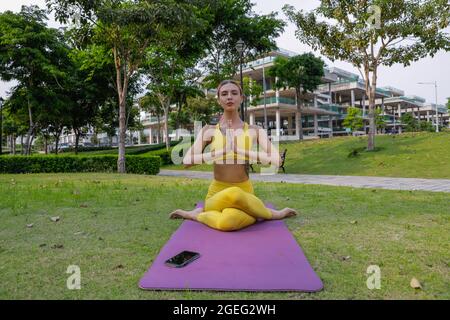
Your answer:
[235,126,281,167]
[182,126,227,167]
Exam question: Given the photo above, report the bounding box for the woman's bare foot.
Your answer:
[269,207,298,220]
[169,207,203,221]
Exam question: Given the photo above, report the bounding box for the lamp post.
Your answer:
[235,39,245,122]
[0,97,3,155]
[418,81,439,132]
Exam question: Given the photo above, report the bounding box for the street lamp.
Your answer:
[417,81,439,132]
[235,39,245,122]
[0,97,3,155]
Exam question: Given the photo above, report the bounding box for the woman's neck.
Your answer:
[220,111,243,128]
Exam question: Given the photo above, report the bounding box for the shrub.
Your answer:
[53,139,182,154]
[0,155,160,175]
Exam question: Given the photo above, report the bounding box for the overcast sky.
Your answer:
[1,0,449,104]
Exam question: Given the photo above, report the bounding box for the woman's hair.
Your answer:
[216,79,243,97]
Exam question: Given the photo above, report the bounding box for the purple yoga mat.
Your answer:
[139,202,323,292]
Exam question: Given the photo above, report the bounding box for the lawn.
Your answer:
[0,173,448,299]
[163,132,450,179]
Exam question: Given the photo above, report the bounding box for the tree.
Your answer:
[375,107,386,132]
[243,76,263,107]
[400,113,419,132]
[65,42,117,154]
[284,0,450,150]
[268,53,324,140]
[0,6,70,155]
[145,45,203,149]
[200,0,286,90]
[47,0,208,172]
[186,95,222,126]
[170,76,205,138]
[343,107,364,133]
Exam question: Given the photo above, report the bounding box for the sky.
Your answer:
[1,0,449,104]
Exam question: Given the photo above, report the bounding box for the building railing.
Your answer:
[252,97,345,115]
[142,116,163,123]
[243,56,276,70]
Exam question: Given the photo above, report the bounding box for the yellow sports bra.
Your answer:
[210,122,253,162]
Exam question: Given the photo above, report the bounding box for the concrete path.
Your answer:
[158,169,450,193]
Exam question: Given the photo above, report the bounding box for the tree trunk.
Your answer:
[54,135,59,155]
[74,128,80,155]
[156,115,161,144]
[367,68,378,151]
[118,96,127,173]
[20,135,24,154]
[296,89,303,140]
[164,103,170,150]
[113,46,129,174]
[12,133,16,155]
[52,127,61,155]
[25,96,34,156]
[28,132,35,155]
[44,135,48,155]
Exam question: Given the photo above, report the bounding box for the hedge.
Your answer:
[0,155,160,175]
[54,139,183,155]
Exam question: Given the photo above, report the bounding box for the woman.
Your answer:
[169,80,297,231]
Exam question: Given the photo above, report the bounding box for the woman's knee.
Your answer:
[224,186,244,204]
[215,214,238,231]
[215,209,255,231]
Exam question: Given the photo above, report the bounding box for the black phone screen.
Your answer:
[165,250,200,267]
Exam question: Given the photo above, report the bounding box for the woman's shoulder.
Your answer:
[249,124,264,133]
[201,124,217,141]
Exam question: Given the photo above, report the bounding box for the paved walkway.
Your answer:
[158,169,450,193]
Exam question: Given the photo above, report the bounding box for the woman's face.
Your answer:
[218,83,243,112]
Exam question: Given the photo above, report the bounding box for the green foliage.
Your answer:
[185,95,221,125]
[400,113,418,132]
[148,149,172,166]
[343,107,363,132]
[268,53,324,139]
[200,0,286,89]
[0,6,74,154]
[419,121,435,132]
[284,1,450,69]
[269,53,325,94]
[284,0,450,150]
[243,76,263,107]
[55,140,180,155]
[0,155,160,175]
[375,107,386,130]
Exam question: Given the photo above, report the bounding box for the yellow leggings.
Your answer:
[196,179,273,231]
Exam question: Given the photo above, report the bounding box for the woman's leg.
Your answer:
[204,186,272,220]
[169,206,203,220]
[197,208,256,231]
[205,186,298,220]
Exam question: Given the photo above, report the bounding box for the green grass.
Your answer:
[0,173,448,299]
[164,132,450,179]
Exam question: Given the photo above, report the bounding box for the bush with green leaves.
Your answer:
[419,121,435,132]
[0,155,160,174]
[54,140,182,155]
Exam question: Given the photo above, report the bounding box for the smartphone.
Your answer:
[164,250,200,268]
